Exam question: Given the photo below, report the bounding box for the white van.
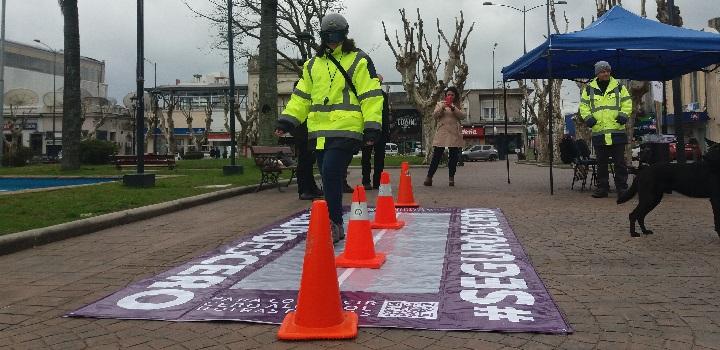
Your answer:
[385,143,399,155]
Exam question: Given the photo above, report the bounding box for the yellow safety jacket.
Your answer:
[279,45,383,150]
[579,77,633,146]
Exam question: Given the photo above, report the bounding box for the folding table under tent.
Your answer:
[500,5,720,193]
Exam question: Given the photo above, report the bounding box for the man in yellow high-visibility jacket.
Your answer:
[274,13,383,243]
[579,61,633,198]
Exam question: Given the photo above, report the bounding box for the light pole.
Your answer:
[491,43,498,144]
[144,58,157,88]
[483,0,567,158]
[223,0,242,175]
[33,39,59,156]
[123,0,155,187]
[0,0,6,167]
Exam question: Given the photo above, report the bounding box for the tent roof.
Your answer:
[502,6,720,81]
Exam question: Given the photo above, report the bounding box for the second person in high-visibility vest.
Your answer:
[579,61,633,199]
[274,13,384,244]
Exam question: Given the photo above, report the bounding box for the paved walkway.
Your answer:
[1,159,720,349]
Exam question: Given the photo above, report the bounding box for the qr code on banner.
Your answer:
[377,301,439,319]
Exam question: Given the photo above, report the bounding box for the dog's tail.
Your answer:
[617,176,638,204]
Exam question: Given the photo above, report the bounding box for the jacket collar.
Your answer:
[325,44,344,59]
[589,76,619,94]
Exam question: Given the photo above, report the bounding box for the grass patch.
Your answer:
[350,155,425,167]
[0,158,271,235]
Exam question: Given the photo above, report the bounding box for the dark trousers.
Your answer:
[361,139,386,187]
[295,142,319,195]
[316,148,353,225]
[594,143,628,190]
[427,146,461,178]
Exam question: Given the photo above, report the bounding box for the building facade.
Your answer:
[1,40,132,158]
[144,74,248,155]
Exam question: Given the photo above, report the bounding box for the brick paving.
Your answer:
[1,158,720,349]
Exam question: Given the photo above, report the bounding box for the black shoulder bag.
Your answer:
[325,50,358,97]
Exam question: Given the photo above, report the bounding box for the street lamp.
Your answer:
[483,1,567,55]
[123,0,156,187]
[33,39,59,155]
[143,58,157,88]
[222,0,243,175]
[484,0,567,155]
[491,42,498,141]
[485,0,567,194]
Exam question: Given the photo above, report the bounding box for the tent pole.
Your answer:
[668,0,685,163]
[546,0,554,195]
[504,82,510,184]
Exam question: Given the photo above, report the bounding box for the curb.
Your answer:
[0,181,284,256]
[348,165,430,169]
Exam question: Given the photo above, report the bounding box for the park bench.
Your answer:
[113,154,176,170]
[250,145,296,192]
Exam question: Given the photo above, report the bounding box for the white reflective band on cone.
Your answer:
[349,201,369,220]
[378,184,392,197]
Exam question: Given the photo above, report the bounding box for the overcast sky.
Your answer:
[6,0,718,111]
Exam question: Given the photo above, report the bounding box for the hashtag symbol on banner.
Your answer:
[474,306,534,322]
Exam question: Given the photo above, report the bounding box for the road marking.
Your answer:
[338,228,388,286]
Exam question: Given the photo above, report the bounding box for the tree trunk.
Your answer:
[165,99,178,155]
[421,106,436,164]
[202,97,213,145]
[60,0,81,170]
[257,0,278,146]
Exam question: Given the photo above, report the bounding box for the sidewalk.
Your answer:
[1,160,719,349]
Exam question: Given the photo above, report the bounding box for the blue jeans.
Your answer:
[316,148,353,225]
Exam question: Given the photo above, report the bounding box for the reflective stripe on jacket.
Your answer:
[579,77,632,146]
[278,44,383,149]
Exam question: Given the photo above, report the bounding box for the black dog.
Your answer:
[617,144,720,237]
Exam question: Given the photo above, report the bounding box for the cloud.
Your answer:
[6,0,716,106]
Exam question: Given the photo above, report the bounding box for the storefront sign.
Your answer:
[462,127,485,138]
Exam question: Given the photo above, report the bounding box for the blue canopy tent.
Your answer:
[501,6,720,193]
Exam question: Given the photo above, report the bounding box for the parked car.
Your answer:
[669,141,702,161]
[385,142,399,156]
[461,144,498,161]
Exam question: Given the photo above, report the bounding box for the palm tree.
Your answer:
[58,0,81,170]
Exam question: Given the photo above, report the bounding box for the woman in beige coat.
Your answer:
[424,87,465,187]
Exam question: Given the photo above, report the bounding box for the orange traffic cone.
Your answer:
[277,200,358,340]
[396,161,419,208]
[336,186,387,268]
[371,172,406,229]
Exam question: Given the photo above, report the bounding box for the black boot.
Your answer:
[298,193,316,200]
[592,187,609,198]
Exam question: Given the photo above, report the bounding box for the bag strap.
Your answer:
[325,49,358,97]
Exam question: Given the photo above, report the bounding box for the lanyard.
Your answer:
[323,51,343,105]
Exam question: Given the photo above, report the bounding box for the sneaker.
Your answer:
[592,188,609,198]
[331,221,345,244]
[363,183,372,190]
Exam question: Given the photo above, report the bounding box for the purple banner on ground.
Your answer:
[69,208,572,333]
